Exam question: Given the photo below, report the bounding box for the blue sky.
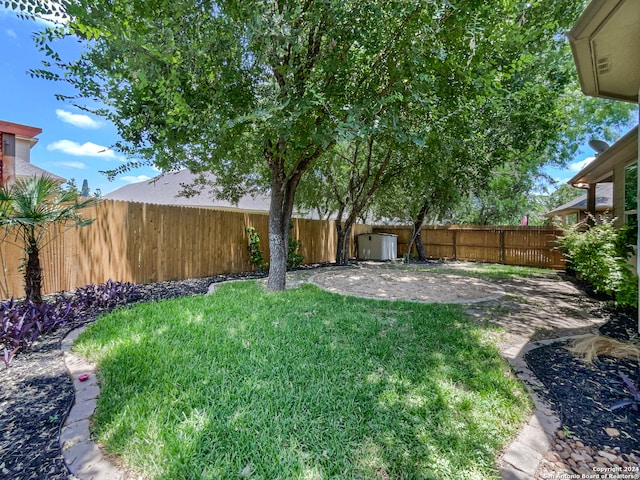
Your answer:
[0,8,156,195]
[0,7,601,196]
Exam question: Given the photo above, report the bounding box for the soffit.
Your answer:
[568,0,640,102]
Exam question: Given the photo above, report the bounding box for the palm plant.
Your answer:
[0,175,95,303]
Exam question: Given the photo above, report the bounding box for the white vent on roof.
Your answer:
[596,55,612,75]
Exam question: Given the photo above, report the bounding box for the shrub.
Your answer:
[245,226,268,271]
[286,235,304,269]
[1,298,72,366]
[557,216,638,307]
[73,279,140,311]
[1,280,140,367]
[245,226,304,271]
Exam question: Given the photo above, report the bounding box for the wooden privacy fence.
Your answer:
[372,225,565,270]
[0,199,564,299]
[0,200,371,299]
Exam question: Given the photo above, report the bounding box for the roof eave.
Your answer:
[568,126,638,186]
[568,0,640,103]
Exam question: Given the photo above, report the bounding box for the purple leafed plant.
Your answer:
[1,280,140,367]
[0,298,69,367]
[610,372,640,412]
[74,279,141,310]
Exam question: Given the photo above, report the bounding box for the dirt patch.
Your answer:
[307,263,605,342]
[310,265,505,304]
[467,274,606,342]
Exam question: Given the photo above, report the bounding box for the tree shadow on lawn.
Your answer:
[75,282,530,480]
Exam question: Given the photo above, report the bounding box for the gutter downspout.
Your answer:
[586,183,597,224]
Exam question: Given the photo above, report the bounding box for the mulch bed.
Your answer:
[525,306,640,455]
[0,333,75,480]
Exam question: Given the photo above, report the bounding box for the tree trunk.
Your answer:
[408,201,429,262]
[264,139,328,290]
[24,239,42,303]
[413,220,427,261]
[267,177,292,291]
[335,221,352,265]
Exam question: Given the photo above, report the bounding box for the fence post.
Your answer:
[499,229,505,264]
[452,229,457,260]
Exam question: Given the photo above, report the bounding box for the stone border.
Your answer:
[60,326,129,480]
[499,334,595,479]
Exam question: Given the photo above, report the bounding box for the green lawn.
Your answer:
[74,281,530,480]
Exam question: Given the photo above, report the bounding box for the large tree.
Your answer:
[13,0,632,284]
[19,0,491,289]
[18,0,596,287]
[372,0,636,239]
[370,119,488,259]
[295,0,591,263]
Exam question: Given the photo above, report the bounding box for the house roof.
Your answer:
[0,120,42,139]
[104,169,272,212]
[15,158,67,184]
[546,182,613,217]
[1,119,66,184]
[569,125,638,186]
[568,0,640,102]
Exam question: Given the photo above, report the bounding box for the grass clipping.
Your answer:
[568,335,640,363]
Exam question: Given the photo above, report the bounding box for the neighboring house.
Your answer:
[546,182,613,224]
[567,128,637,227]
[0,120,66,186]
[105,169,276,213]
[105,169,327,218]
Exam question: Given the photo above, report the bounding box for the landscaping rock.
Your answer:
[535,430,640,479]
[604,427,621,438]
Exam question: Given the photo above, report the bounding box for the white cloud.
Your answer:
[568,156,595,172]
[5,28,17,39]
[120,175,151,184]
[47,140,119,159]
[54,161,87,169]
[56,109,101,129]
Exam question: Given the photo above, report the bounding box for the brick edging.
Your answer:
[499,334,595,479]
[60,326,129,480]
